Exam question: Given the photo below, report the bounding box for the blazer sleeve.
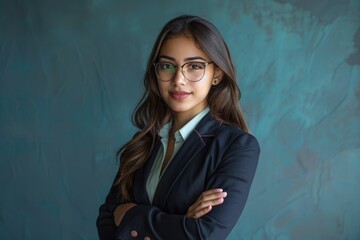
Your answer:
[107,133,260,240]
[96,173,123,240]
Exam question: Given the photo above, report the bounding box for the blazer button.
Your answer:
[144,236,151,240]
[130,230,138,237]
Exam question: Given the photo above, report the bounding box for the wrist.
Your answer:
[114,203,137,226]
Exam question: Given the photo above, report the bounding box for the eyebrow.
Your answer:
[158,55,208,62]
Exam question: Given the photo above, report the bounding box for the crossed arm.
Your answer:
[114,188,227,227]
[97,133,260,239]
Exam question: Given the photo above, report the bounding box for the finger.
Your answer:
[188,205,212,218]
[187,196,225,217]
[191,191,227,210]
[188,195,226,214]
[199,190,227,201]
[186,189,227,215]
[200,188,224,196]
[193,205,212,218]
[191,196,225,212]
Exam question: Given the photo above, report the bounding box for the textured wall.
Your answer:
[0,0,359,239]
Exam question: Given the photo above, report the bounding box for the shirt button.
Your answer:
[130,230,138,237]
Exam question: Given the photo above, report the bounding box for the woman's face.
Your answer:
[156,35,222,121]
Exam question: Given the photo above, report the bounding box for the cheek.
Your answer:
[202,70,214,85]
[192,82,212,99]
[199,76,215,91]
[157,81,168,96]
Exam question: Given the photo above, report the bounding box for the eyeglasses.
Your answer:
[154,61,213,82]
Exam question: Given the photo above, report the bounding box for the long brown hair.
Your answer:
[116,15,249,202]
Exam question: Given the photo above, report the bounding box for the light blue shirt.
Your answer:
[146,108,210,203]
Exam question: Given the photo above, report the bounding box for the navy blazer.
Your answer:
[97,113,260,240]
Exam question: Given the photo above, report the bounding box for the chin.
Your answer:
[168,104,191,112]
[170,107,189,113]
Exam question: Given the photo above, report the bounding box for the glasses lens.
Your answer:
[155,62,175,81]
[183,62,205,82]
[155,62,207,82]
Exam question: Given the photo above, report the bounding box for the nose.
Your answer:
[172,68,186,85]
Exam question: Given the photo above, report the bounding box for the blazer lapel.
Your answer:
[152,113,220,208]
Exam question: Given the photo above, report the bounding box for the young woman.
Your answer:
[97,15,260,240]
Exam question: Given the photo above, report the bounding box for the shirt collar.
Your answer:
[159,107,210,141]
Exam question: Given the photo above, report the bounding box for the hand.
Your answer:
[186,188,227,218]
[114,203,137,226]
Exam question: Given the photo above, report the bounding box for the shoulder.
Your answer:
[216,123,260,151]
[195,112,260,151]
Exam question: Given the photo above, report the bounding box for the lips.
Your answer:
[169,90,191,100]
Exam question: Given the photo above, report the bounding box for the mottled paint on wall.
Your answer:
[0,0,359,239]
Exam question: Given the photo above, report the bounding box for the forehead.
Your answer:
[158,35,210,61]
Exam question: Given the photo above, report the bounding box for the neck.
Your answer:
[171,115,189,134]
[171,107,206,133]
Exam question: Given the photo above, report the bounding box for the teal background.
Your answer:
[1,0,359,239]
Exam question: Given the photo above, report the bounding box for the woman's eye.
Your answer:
[189,63,204,70]
[160,63,175,71]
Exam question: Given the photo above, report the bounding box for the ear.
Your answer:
[212,67,224,85]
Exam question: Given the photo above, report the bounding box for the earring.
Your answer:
[213,79,218,85]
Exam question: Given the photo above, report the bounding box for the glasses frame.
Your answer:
[153,61,214,82]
